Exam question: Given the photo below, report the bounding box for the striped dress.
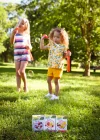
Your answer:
[14,33,31,62]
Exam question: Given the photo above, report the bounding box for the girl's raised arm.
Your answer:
[10,28,18,44]
[40,35,49,50]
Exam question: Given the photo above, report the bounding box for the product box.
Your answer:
[32,115,45,131]
[44,115,56,131]
[56,115,67,132]
[32,115,67,132]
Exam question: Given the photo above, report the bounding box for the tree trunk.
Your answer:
[2,51,9,62]
[83,62,90,76]
[83,46,91,76]
[80,15,93,76]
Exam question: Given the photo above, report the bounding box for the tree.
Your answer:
[25,0,100,76]
[20,0,68,60]
[0,3,24,62]
[0,4,8,55]
[1,0,99,76]
[57,0,100,76]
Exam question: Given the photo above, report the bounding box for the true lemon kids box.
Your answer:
[56,115,67,132]
[44,115,56,131]
[32,115,45,131]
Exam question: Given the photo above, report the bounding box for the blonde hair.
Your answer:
[49,27,69,48]
[16,18,30,35]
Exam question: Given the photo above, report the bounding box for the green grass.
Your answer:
[0,63,100,140]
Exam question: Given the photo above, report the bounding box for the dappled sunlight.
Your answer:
[0,67,100,140]
[28,79,47,90]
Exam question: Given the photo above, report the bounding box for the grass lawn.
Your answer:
[0,63,100,140]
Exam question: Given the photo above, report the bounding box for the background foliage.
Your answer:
[0,0,100,75]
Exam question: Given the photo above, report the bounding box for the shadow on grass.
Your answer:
[0,86,18,103]
[0,86,16,93]
[0,67,47,74]
[88,85,100,97]
[0,67,15,73]
[0,89,100,140]
[0,66,100,140]
[0,67,99,76]
[63,70,100,77]
[0,86,35,103]
[0,96,18,103]
[61,82,100,98]
[0,86,31,103]
[0,63,13,66]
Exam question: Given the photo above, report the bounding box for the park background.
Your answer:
[0,0,100,140]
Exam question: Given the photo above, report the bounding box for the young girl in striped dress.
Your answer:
[10,18,32,92]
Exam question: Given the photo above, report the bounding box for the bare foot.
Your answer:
[17,88,21,92]
[23,87,29,92]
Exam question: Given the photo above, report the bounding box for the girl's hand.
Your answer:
[63,51,67,58]
[26,46,30,50]
[63,50,71,58]
[13,27,19,35]
[42,34,48,39]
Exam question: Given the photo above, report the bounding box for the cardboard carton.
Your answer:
[32,115,45,131]
[56,115,67,132]
[44,115,56,131]
[32,115,67,132]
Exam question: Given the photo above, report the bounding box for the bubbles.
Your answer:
[28,70,34,78]
[35,38,40,43]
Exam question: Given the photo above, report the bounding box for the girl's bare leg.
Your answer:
[54,78,60,96]
[47,76,53,94]
[20,61,28,92]
[15,61,21,92]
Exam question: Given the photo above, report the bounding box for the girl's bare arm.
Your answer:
[10,28,18,44]
[40,37,48,50]
[10,32,15,44]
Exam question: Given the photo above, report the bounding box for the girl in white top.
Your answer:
[10,18,32,92]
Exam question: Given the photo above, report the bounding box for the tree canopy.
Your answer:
[0,4,8,53]
[0,0,100,76]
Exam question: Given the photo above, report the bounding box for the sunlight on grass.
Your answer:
[29,79,47,90]
[0,66,100,140]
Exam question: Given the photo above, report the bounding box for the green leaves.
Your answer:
[0,5,8,53]
[0,0,100,75]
